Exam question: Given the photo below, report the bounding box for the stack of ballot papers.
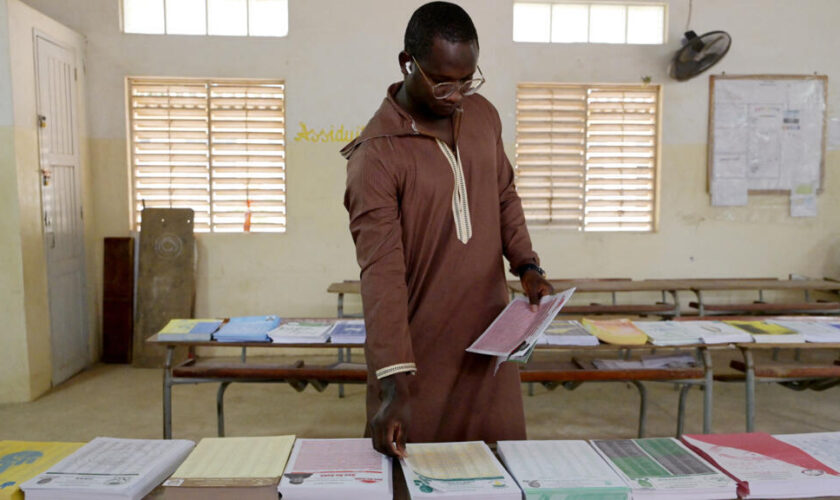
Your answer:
[724,320,804,343]
[466,288,575,367]
[401,441,520,499]
[582,318,648,345]
[278,438,391,500]
[213,315,281,342]
[591,438,736,499]
[632,321,701,346]
[769,318,840,343]
[327,319,367,344]
[681,433,840,499]
[536,320,599,346]
[0,441,85,500]
[268,321,333,344]
[676,320,754,344]
[590,352,696,370]
[162,435,295,499]
[774,431,840,473]
[497,440,630,499]
[20,437,194,500]
[157,319,223,341]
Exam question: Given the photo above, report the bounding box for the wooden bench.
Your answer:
[688,279,840,316]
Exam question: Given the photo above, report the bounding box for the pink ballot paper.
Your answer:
[467,288,575,363]
[681,433,840,499]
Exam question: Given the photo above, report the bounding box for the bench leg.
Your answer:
[677,384,691,436]
[528,382,534,396]
[744,349,756,432]
[217,382,232,437]
[630,381,647,438]
[163,347,173,439]
[338,348,345,398]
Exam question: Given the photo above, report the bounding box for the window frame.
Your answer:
[513,1,667,45]
[127,76,287,233]
[514,82,662,233]
[120,0,289,37]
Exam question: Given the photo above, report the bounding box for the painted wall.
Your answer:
[8,0,840,373]
[0,0,93,403]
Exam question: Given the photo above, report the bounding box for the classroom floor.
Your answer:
[1,350,839,443]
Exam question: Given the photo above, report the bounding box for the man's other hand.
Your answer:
[521,269,555,311]
[370,373,412,458]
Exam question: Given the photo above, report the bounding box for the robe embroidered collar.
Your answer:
[435,139,472,244]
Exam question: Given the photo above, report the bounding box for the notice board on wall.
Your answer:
[708,74,827,208]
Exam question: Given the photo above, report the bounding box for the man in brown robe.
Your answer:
[342,2,553,457]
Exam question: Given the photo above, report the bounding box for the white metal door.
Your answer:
[35,33,89,385]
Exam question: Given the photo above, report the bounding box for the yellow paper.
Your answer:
[404,442,502,481]
[0,441,84,500]
[170,435,295,480]
[725,320,796,335]
[582,318,648,345]
[159,319,221,334]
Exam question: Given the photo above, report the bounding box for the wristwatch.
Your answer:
[517,263,545,277]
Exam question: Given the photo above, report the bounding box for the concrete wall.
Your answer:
[5,0,840,390]
[1,0,92,403]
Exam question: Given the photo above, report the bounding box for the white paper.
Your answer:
[21,437,194,500]
[632,321,700,346]
[775,432,840,472]
[711,177,748,206]
[790,181,818,217]
[828,117,840,151]
[497,440,629,497]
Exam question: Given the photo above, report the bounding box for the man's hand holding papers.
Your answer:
[467,288,575,369]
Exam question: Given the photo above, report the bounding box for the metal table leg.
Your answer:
[701,347,713,433]
[630,381,647,438]
[163,346,174,439]
[338,347,345,398]
[217,381,232,437]
[677,384,691,436]
[743,348,756,432]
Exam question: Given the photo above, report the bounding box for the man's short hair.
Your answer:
[404,2,478,62]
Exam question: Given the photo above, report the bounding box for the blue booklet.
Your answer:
[328,320,366,344]
[214,315,281,342]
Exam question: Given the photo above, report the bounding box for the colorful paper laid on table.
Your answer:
[213,315,281,342]
[157,319,224,341]
[724,320,804,343]
[582,318,648,345]
[279,438,391,500]
[0,441,84,500]
[536,320,599,346]
[591,437,736,500]
[497,440,630,500]
[327,320,366,344]
[268,321,333,344]
[768,319,840,343]
[401,441,520,498]
[681,433,840,499]
[632,321,701,346]
[677,320,754,344]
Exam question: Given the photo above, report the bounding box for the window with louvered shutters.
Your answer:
[515,83,659,232]
[129,78,286,232]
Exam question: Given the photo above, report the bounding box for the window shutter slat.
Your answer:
[130,78,286,233]
[516,83,659,232]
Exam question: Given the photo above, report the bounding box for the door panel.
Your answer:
[36,34,88,385]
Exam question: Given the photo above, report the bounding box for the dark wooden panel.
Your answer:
[102,237,134,364]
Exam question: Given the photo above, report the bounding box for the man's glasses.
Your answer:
[411,56,485,100]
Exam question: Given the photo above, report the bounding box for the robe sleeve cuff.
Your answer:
[375,363,417,379]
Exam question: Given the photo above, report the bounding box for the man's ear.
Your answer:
[398,51,411,76]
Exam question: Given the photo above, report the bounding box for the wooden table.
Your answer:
[148,334,718,440]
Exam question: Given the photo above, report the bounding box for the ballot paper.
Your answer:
[401,441,520,499]
[0,441,85,500]
[768,319,840,343]
[677,321,754,344]
[774,432,840,472]
[327,320,366,344]
[268,321,333,344]
[536,320,599,346]
[20,437,194,500]
[466,288,575,367]
[278,438,391,500]
[724,320,804,343]
[591,438,736,499]
[581,318,648,345]
[682,433,840,499]
[632,321,701,346]
[165,435,294,483]
[496,440,630,499]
